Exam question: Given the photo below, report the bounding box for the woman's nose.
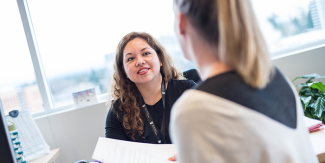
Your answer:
[136,57,146,66]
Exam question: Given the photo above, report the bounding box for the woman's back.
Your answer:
[171,0,318,162]
[170,69,318,163]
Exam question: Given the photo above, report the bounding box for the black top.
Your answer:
[194,68,297,128]
[105,79,196,144]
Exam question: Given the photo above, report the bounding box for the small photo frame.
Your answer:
[73,88,98,107]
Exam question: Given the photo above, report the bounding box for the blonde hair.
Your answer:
[109,32,183,140]
[176,0,273,88]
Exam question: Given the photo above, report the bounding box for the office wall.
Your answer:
[34,46,325,163]
[272,45,325,86]
[34,102,108,163]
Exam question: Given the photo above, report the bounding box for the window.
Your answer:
[251,0,325,55]
[0,0,43,115]
[13,0,325,116]
[24,0,194,111]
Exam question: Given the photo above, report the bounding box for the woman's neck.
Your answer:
[135,74,163,105]
[197,57,233,80]
[189,37,232,80]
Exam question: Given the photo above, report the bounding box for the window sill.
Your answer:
[32,94,109,120]
[271,39,325,60]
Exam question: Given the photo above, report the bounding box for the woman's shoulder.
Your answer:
[109,99,124,115]
[165,79,197,98]
[169,79,197,89]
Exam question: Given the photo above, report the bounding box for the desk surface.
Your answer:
[23,131,323,163]
[309,129,325,163]
[27,148,60,163]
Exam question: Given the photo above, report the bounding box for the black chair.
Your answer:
[183,69,201,83]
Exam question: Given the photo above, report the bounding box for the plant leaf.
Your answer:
[309,82,325,93]
[304,108,314,119]
[306,79,313,83]
[313,96,325,118]
[300,96,312,109]
[302,73,322,78]
[297,83,309,87]
[292,73,325,82]
[292,76,301,82]
[322,113,325,124]
[299,87,312,96]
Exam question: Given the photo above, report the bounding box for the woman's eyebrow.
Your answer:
[124,47,151,57]
[141,47,151,52]
[124,53,132,57]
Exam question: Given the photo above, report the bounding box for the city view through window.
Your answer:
[251,0,325,53]
[1,0,324,115]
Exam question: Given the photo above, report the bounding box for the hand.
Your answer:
[168,155,176,161]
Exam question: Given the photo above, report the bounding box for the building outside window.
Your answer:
[252,0,325,55]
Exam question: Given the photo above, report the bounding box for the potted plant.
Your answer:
[293,73,325,124]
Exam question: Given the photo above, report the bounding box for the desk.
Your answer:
[309,129,325,163]
[27,148,60,163]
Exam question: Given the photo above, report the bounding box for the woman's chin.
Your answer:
[133,77,153,85]
[182,53,192,61]
[131,72,162,85]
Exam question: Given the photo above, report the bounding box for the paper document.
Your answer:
[6,110,50,161]
[92,137,177,163]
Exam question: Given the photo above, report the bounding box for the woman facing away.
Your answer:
[105,32,196,144]
[169,0,318,162]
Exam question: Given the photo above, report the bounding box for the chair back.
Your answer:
[183,69,201,83]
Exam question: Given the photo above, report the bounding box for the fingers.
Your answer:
[168,154,176,161]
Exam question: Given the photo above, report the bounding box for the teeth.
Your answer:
[139,69,148,73]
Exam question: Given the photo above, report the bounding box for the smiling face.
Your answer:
[123,37,162,85]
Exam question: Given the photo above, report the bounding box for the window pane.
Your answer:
[0,1,44,115]
[27,0,195,108]
[251,0,325,54]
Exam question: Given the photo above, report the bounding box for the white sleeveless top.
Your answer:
[170,83,318,163]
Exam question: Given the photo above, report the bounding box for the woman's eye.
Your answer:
[143,52,150,56]
[127,57,134,62]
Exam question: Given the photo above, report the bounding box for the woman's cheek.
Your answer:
[124,65,131,79]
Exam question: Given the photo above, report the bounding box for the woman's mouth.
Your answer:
[137,68,150,75]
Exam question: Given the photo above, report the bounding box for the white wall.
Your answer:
[272,45,325,86]
[34,46,325,163]
[35,102,108,163]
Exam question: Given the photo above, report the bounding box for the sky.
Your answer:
[0,0,320,90]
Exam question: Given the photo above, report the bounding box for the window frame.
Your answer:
[17,0,77,117]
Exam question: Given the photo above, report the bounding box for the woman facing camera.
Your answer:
[170,0,318,163]
[105,32,196,144]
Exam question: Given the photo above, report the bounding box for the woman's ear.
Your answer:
[179,13,186,35]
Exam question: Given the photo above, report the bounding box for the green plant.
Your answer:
[293,73,325,123]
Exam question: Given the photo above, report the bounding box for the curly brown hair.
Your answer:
[109,32,184,140]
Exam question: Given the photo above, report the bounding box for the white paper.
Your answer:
[92,137,177,163]
[6,110,50,161]
[304,116,322,128]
